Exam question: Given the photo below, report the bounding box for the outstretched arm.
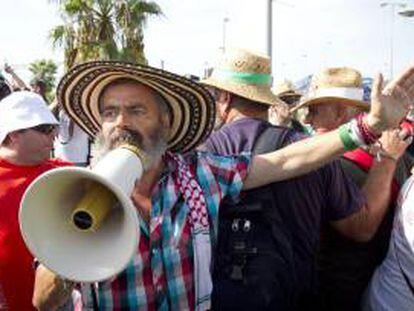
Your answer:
[243,65,414,190]
[4,64,30,90]
[332,128,411,241]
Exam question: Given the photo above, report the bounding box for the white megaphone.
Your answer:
[19,145,146,283]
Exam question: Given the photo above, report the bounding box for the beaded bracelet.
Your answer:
[356,113,381,145]
[349,118,366,146]
[339,114,382,151]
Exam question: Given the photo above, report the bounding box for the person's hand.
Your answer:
[268,102,291,126]
[366,65,414,134]
[32,265,75,311]
[378,128,412,161]
[3,64,13,74]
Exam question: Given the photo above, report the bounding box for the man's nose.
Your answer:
[114,110,132,128]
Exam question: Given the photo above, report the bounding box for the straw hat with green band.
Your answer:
[57,60,216,153]
[201,49,286,107]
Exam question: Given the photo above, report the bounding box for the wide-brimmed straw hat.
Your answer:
[273,80,302,106]
[273,80,302,98]
[57,60,216,153]
[290,67,369,113]
[201,49,285,106]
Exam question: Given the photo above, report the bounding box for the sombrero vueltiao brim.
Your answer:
[57,61,216,153]
[290,96,369,114]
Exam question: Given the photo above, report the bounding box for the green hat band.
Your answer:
[212,69,272,85]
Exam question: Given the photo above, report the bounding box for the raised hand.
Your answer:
[366,65,414,134]
[32,264,75,311]
[268,102,290,126]
[3,63,13,74]
[379,128,412,161]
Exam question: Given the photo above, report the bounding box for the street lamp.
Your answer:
[399,6,414,17]
[222,17,230,53]
[380,1,407,79]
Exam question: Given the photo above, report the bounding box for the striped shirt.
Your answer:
[82,151,250,310]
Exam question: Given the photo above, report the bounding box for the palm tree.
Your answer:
[116,0,163,63]
[50,24,78,70]
[28,59,58,102]
[49,0,162,69]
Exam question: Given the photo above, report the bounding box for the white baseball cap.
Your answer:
[0,91,58,145]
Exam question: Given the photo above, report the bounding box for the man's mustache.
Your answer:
[110,128,144,148]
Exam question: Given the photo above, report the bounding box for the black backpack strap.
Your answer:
[213,124,297,310]
[252,125,291,155]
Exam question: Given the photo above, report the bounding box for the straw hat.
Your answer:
[291,67,369,113]
[57,61,215,153]
[273,80,302,98]
[201,49,285,106]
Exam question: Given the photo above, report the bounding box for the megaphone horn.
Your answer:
[19,145,146,283]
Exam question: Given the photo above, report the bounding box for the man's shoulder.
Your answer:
[174,151,251,183]
[202,118,299,154]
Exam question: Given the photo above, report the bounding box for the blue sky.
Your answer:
[1,0,414,84]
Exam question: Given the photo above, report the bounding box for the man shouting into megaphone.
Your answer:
[33,61,414,310]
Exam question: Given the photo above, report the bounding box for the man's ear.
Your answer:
[161,112,171,129]
[216,91,232,122]
[223,91,232,106]
[219,91,232,112]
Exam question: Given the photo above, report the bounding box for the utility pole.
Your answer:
[266,0,273,58]
[265,0,294,80]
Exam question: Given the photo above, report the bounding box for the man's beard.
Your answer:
[92,127,168,169]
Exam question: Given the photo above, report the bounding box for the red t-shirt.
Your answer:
[0,158,71,311]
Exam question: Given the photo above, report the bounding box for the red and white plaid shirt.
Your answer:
[81,151,250,310]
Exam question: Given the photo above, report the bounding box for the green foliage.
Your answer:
[28,59,58,103]
[49,0,162,69]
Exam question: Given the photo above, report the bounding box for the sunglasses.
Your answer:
[30,124,57,135]
[280,96,300,106]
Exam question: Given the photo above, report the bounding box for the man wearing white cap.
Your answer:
[0,91,70,311]
[293,67,413,310]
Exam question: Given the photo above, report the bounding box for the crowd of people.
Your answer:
[0,47,414,311]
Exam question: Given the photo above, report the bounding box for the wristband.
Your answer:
[339,123,360,151]
[378,152,398,162]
